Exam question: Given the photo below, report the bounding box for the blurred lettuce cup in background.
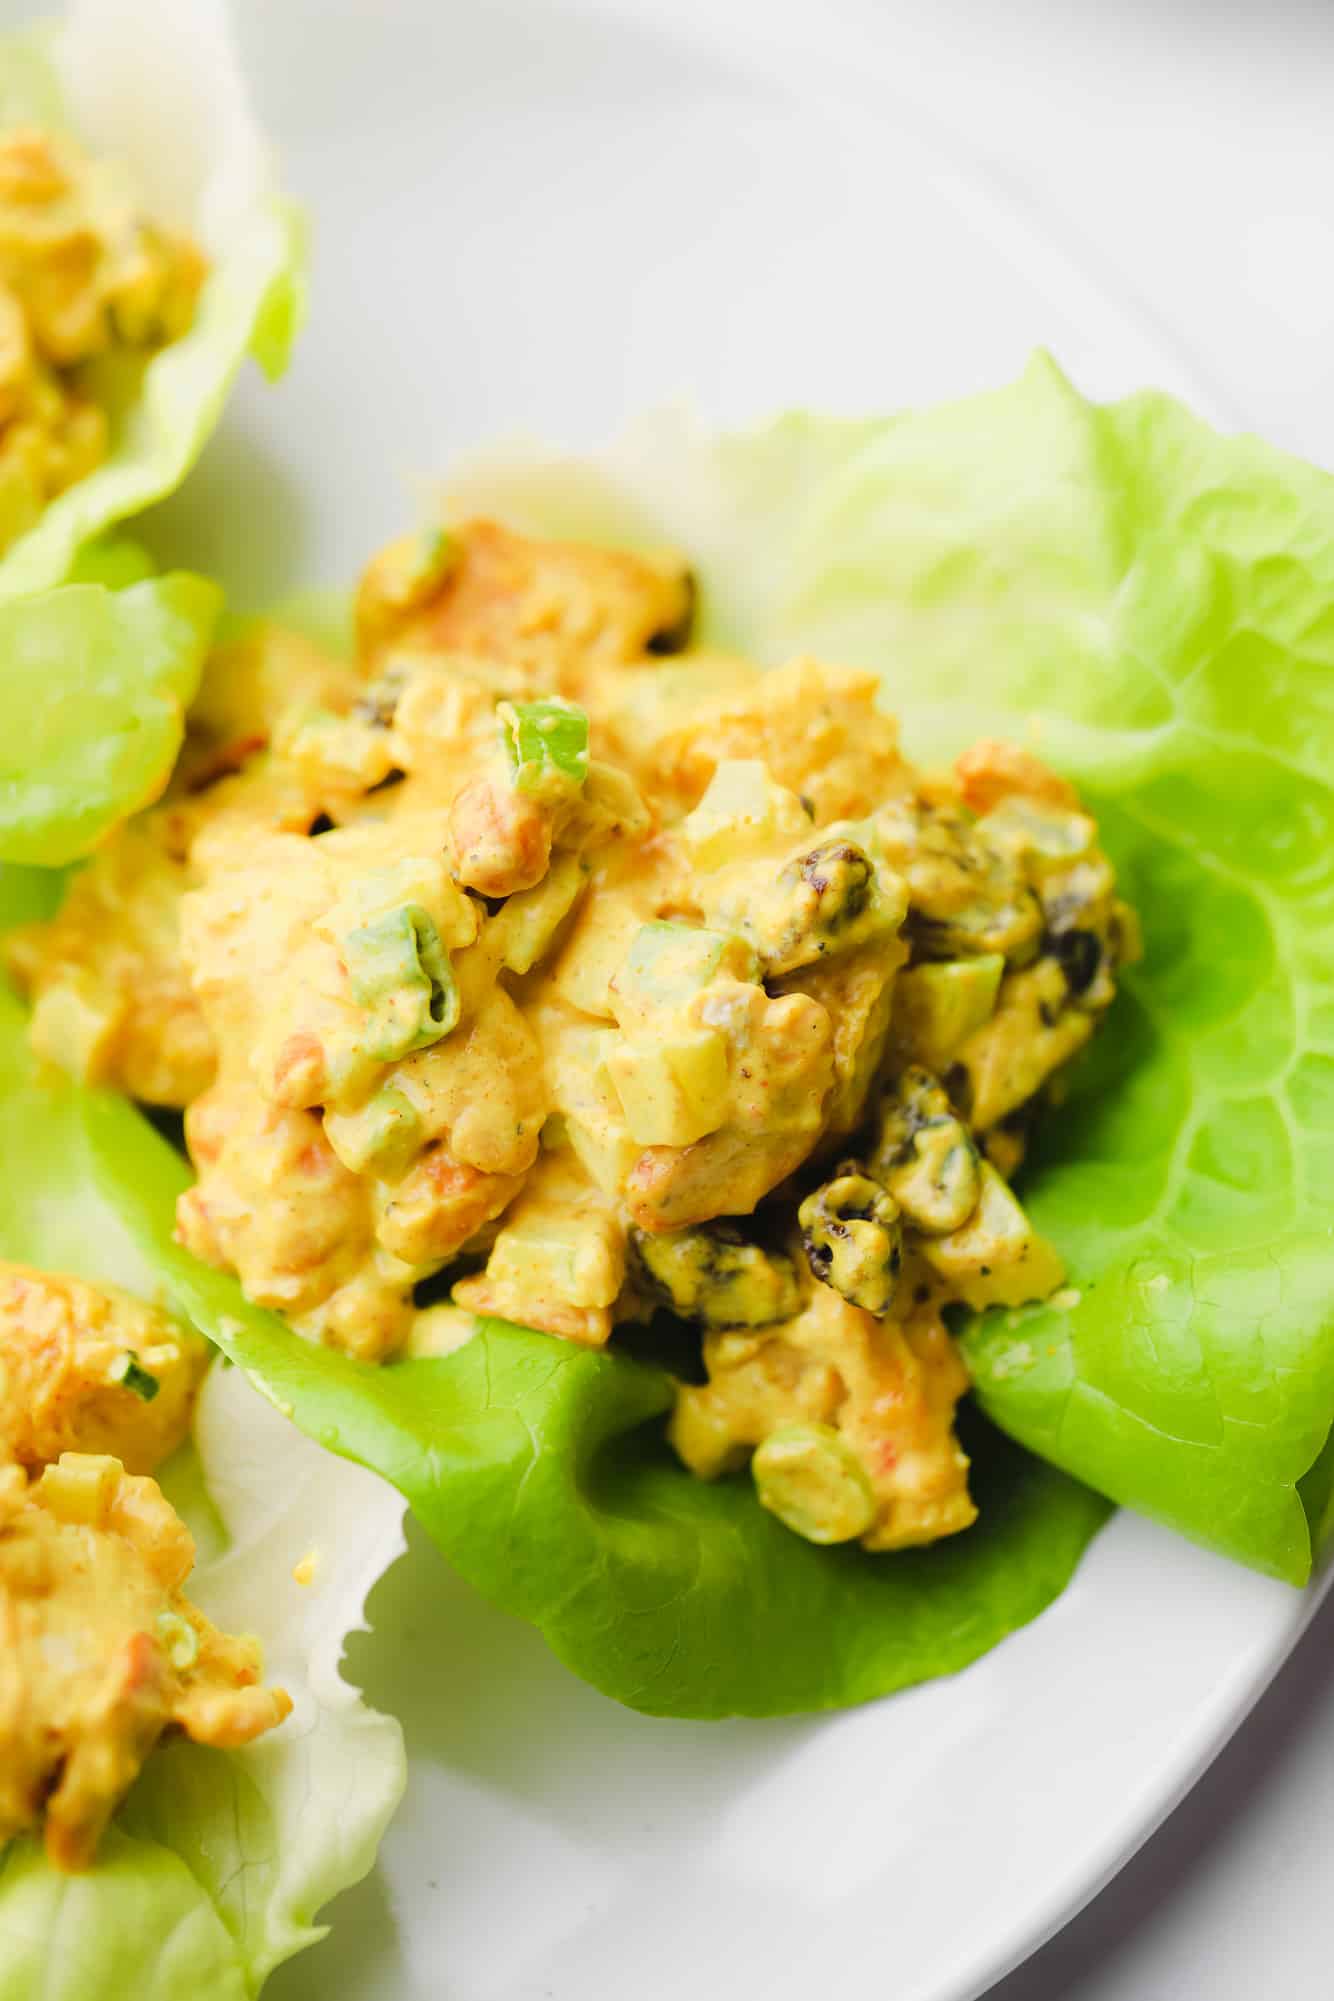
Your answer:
[0,1063,406,1995]
[0,0,304,873]
[0,0,303,596]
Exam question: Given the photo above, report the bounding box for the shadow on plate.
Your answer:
[138,412,313,611]
[266,1516,813,1998]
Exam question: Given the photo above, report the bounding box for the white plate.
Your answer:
[141,3,1328,1996]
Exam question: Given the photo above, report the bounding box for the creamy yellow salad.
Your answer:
[0,1265,290,1870]
[8,520,1137,1555]
[0,124,206,551]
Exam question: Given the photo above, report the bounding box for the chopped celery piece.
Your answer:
[343,904,460,1061]
[893,957,1004,1071]
[491,852,588,974]
[613,920,758,1016]
[324,1083,423,1176]
[501,697,590,796]
[752,1425,876,1544]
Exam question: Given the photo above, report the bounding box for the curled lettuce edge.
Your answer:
[0,9,305,600]
[0,1361,408,2000]
[0,945,406,1996]
[0,566,222,867]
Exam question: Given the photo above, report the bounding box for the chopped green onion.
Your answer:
[404,526,458,600]
[500,697,589,797]
[109,1352,160,1402]
[380,525,460,610]
[343,903,460,1061]
[154,1610,200,1670]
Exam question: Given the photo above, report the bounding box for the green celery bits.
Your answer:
[752,1424,877,1544]
[325,1082,423,1176]
[109,1352,160,1401]
[501,697,590,797]
[344,903,460,1062]
[154,1609,200,1669]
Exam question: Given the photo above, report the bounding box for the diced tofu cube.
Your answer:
[605,1028,731,1147]
[548,1025,644,1196]
[485,1206,623,1311]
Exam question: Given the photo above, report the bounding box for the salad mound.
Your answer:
[456,355,1334,1586]
[3,358,1331,1733]
[9,516,1135,1559]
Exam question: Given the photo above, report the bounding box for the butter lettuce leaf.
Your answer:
[0,572,220,865]
[0,968,406,1996]
[0,6,304,598]
[454,355,1334,1584]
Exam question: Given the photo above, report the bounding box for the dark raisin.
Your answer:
[1048,927,1102,996]
[798,842,872,925]
[354,670,407,728]
[645,571,697,654]
[943,1063,973,1118]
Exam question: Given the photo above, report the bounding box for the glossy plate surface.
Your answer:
[135,3,1325,1995]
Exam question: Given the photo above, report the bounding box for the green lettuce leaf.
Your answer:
[0,8,304,599]
[452,354,1334,1584]
[0,572,220,865]
[0,953,406,1994]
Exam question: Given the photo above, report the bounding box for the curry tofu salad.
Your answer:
[3,5,1334,1987]
[9,520,1136,1555]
